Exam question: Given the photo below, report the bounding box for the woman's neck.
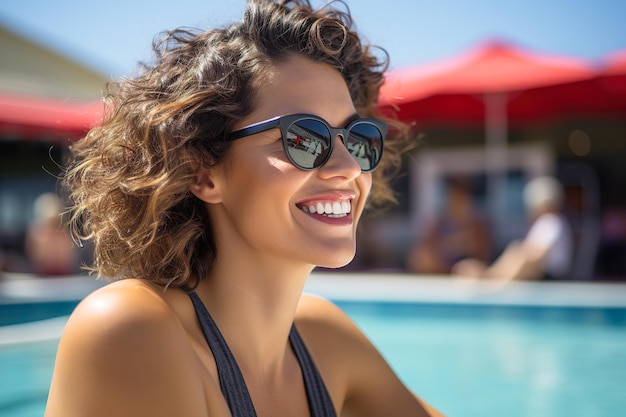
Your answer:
[194,253,314,371]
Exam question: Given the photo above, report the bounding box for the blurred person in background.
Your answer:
[452,176,574,281]
[407,176,491,274]
[44,1,443,416]
[25,192,79,276]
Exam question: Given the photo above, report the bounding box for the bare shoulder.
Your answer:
[68,279,174,322]
[59,280,183,351]
[45,280,211,417]
[295,294,370,359]
[295,293,378,365]
[295,293,352,328]
[295,293,444,417]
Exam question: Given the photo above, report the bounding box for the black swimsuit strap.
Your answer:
[187,291,336,417]
[289,324,337,417]
[188,291,257,416]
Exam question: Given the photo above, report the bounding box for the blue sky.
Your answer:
[1,0,625,79]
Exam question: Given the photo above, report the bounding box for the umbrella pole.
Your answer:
[484,92,509,248]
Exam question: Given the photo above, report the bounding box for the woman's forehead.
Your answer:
[245,56,355,127]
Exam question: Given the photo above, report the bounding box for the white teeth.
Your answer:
[300,200,352,217]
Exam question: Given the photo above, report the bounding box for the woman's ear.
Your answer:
[190,167,223,204]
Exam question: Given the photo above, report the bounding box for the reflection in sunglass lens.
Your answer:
[282,117,384,171]
[286,119,331,169]
[347,123,383,171]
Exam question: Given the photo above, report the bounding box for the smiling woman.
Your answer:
[43,1,438,417]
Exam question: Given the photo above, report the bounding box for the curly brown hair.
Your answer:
[64,0,411,287]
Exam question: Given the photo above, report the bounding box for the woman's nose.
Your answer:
[317,134,361,180]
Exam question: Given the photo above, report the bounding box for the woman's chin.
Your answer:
[315,251,356,269]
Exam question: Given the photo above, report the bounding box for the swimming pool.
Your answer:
[0,275,104,417]
[2,273,626,417]
[308,274,626,417]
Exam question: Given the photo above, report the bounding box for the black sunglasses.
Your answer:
[225,113,386,172]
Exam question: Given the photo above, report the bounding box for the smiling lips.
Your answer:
[298,200,352,218]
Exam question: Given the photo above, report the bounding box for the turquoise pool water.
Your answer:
[337,301,626,417]
[0,339,58,417]
[2,275,626,417]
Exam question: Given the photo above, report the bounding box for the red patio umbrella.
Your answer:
[378,40,597,126]
[0,92,103,142]
[602,49,626,77]
[506,49,626,122]
[594,49,626,106]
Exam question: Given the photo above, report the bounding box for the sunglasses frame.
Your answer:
[225,113,386,172]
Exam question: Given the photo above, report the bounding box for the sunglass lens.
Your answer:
[347,123,383,171]
[285,119,331,169]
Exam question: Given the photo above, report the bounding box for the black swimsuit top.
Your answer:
[188,291,337,417]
